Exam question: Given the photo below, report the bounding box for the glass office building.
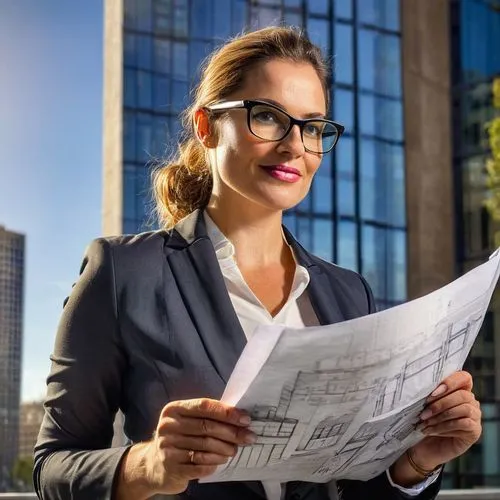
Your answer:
[0,226,24,491]
[447,0,500,487]
[110,0,406,309]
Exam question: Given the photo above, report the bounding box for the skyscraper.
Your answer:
[448,0,500,487]
[0,226,25,490]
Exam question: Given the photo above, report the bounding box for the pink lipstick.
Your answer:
[260,164,302,183]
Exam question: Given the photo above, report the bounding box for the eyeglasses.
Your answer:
[205,99,344,154]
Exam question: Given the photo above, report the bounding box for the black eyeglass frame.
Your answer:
[204,99,345,154]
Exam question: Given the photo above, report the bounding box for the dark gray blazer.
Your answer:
[33,211,442,500]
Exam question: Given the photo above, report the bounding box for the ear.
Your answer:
[194,109,213,147]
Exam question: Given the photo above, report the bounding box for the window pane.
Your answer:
[308,0,329,16]
[334,88,354,133]
[191,0,213,38]
[360,139,379,221]
[307,17,330,54]
[124,33,136,67]
[173,42,188,79]
[283,211,297,235]
[137,113,153,164]
[233,0,248,35]
[124,111,136,162]
[334,23,353,84]
[124,165,137,219]
[338,221,358,271]
[385,144,405,226]
[153,75,170,112]
[337,178,355,216]
[298,192,312,212]
[136,0,153,31]
[154,0,171,35]
[336,135,354,178]
[124,69,136,107]
[124,0,137,29]
[251,6,281,28]
[362,225,386,300]
[297,217,312,249]
[357,0,400,30]
[358,29,401,97]
[284,10,301,27]
[136,35,153,71]
[285,0,301,6]
[387,229,406,302]
[313,219,333,261]
[335,0,352,19]
[137,71,152,109]
[172,80,189,112]
[317,151,332,177]
[190,41,211,78]
[359,95,403,142]
[154,39,170,74]
[173,0,189,37]
[152,116,169,158]
[313,177,333,213]
[214,0,232,38]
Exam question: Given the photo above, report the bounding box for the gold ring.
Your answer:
[188,450,195,464]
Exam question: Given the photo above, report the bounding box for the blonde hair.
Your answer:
[152,26,330,230]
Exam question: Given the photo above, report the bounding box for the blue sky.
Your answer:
[0,1,104,401]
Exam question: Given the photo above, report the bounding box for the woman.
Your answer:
[34,27,481,500]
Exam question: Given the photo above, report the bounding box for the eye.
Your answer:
[253,110,281,124]
[304,123,323,137]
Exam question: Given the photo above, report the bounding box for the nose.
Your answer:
[276,124,306,157]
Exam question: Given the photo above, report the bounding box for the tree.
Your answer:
[11,456,34,491]
[485,78,500,246]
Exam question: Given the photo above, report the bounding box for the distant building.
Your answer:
[0,226,25,490]
[18,402,44,459]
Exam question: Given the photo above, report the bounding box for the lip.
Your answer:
[259,164,302,176]
[259,164,302,184]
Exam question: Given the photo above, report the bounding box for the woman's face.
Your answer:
[207,59,327,213]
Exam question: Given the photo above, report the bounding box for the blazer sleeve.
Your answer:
[33,239,131,500]
[335,275,443,500]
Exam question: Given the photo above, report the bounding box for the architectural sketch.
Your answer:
[201,250,500,484]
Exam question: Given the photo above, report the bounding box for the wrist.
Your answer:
[390,448,441,488]
[115,442,159,500]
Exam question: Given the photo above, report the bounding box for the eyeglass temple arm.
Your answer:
[205,100,246,112]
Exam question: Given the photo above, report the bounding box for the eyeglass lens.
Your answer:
[249,104,338,153]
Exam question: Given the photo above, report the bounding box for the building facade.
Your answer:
[0,226,25,490]
[18,402,44,460]
[448,0,500,487]
[104,0,411,310]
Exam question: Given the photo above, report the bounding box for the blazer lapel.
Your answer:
[283,226,346,326]
[166,213,247,385]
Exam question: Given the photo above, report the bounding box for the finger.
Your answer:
[158,415,256,446]
[159,447,230,468]
[176,464,219,480]
[420,404,481,428]
[161,433,238,457]
[421,390,476,419]
[421,417,481,437]
[428,371,473,401]
[163,399,251,427]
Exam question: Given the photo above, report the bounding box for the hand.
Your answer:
[144,398,255,495]
[410,370,482,471]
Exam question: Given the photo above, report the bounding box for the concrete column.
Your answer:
[402,0,456,299]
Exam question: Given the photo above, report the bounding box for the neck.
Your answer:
[206,196,287,268]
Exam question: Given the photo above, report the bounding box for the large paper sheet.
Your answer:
[202,249,500,484]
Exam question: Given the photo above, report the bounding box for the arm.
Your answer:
[33,239,130,499]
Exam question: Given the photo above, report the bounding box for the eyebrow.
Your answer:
[258,98,326,119]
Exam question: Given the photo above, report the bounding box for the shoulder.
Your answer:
[81,230,173,282]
